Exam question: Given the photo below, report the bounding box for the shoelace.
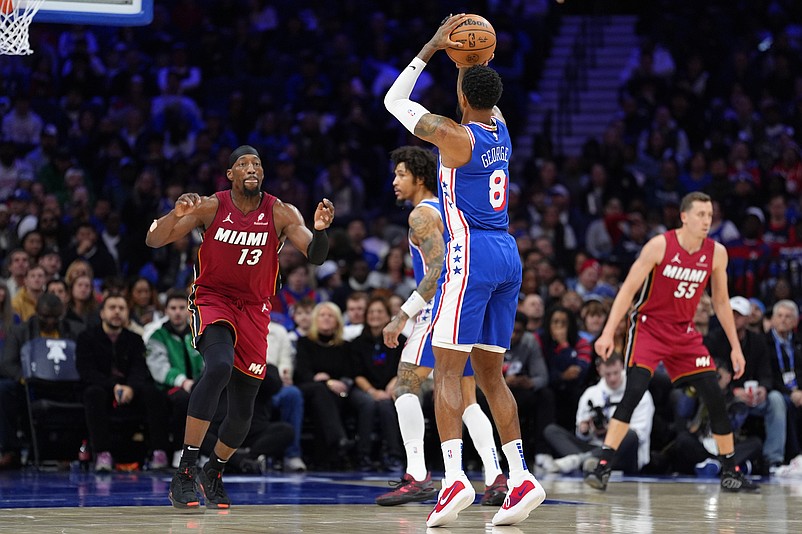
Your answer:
[206,471,227,499]
[387,477,413,489]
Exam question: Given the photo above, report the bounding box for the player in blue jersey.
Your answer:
[376,146,507,508]
[383,15,545,528]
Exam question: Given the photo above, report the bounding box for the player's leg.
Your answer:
[196,369,261,509]
[378,321,438,506]
[584,365,652,490]
[691,372,760,492]
[170,323,235,510]
[461,376,505,505]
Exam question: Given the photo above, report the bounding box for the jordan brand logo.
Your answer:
[223,212,234,224]
[262,303,268,313]
[671,253,681,264]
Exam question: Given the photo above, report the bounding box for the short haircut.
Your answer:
[461,65,503,111]
[165,290,188,306]
[773,299,799,320]
[101,293,127,309]
[390,146,437,195]
[679,191,711,213]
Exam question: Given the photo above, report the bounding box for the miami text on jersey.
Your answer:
[213,228,270,246]
[661,264,707,283]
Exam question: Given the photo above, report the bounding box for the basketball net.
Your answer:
[0,0,45,55]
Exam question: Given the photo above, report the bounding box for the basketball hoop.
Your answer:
[1,0,45,55]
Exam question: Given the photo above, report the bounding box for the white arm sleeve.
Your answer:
[384,57,431,134]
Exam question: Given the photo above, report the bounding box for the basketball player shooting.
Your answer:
[383,14,545,528]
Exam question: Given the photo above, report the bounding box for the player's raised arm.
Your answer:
[274,198,334,265]
[383,14,472,162]
[146,193,216,248]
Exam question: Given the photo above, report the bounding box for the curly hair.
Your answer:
[390,145,437,195]
[461,65,503,111]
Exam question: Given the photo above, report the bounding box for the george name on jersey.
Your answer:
[480,146,509,168]
[662,264,707,283]
[214,228,269,247]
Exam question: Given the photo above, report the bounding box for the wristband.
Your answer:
[400,291,427,318]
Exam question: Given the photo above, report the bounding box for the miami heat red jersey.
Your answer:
[633,230,715,324]
[194,191,281,303]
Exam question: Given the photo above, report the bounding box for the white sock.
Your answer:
[502,440,529,482]
[441,439,464,484]
[462,403,502,485]
[395,393,427,481]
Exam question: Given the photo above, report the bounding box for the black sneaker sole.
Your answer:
[376,487,437,506]
[168,491,202,511]
[584,473,609,491]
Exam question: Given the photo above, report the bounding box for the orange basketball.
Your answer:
[445,14,496,67]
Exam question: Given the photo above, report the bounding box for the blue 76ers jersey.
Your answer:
[431,117,520,350]
[438,118,511,234]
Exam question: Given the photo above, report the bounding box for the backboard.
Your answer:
[23,0,152,25]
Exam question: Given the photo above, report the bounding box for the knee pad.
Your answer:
[690,372,732,436]
[613,366,652,424]
[218,371,261,448]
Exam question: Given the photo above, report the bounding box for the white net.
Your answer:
[1,0,46,55]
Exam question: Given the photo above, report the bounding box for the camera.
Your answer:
[588,401,607,430]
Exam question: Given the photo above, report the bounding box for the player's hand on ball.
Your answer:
[429,13,468,50]
[314,198,335,230]
[175,193,202,217]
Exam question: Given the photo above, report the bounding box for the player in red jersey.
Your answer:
[587,191,759,493]
[146,145,334,510]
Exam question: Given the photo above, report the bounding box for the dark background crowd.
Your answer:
[0,0,801,478]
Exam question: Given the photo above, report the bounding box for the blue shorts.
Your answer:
[431,229,521,349]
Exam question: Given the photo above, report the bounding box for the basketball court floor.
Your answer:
[1,469,800,533]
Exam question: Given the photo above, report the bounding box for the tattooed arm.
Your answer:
[382,204,445,348]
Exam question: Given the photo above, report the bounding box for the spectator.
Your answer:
[293,302,358,468]
[61,223,118,282]
[693,293,714,337]
[502,312,554,465]
[539,305,593,430]
[765,300,802,461]
[342,290,368,341]
[366,246,416,300]
[579,299,608,343]
[11,265,47,322]
[273,263,318,318]
[350,296,404,471]
[706,296,787,471]
[38,247,62,282]
[76,295,170,472]
[0,293,84,469]
[287,297,314,347]
[517,293,545,334]
[4,249,30,299]
[544,353,653,475]
[45,278,70,310]
[126,277,162,336]
[65,274,99,327]
[145,291,204,468]
[265,321,306,472]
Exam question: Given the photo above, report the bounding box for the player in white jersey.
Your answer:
[377,146,507,507]
[383,15,544,528]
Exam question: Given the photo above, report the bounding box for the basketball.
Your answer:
[445,14,496,67]
[1,0,14,16]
